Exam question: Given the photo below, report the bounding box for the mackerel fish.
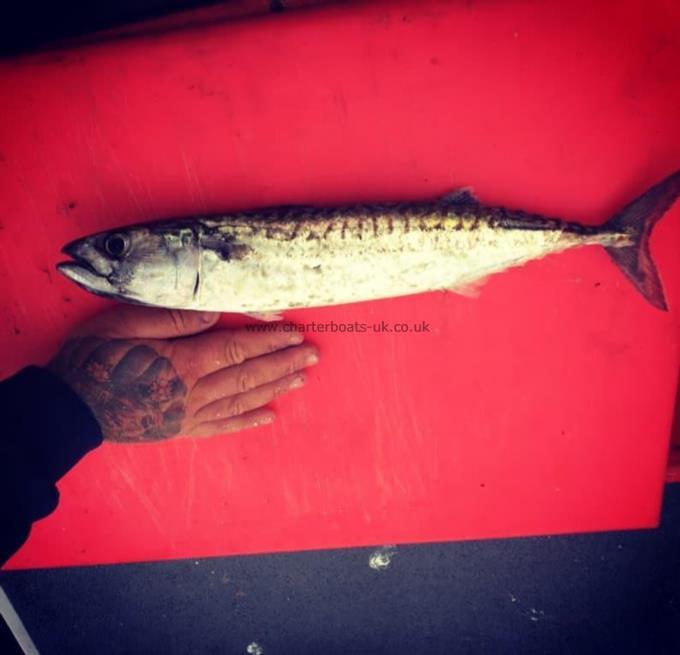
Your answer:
[58,170,680,317]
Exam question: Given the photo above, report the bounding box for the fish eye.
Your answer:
[104,234,129,257]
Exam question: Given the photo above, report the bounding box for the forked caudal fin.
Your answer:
[603,169,680,311]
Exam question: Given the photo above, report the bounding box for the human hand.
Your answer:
[49,306,317,442]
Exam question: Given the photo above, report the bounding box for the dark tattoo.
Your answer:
[50,338,187,443]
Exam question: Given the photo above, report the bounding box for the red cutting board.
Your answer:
[1,0,679,569]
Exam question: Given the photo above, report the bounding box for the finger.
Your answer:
[190,344,318,409]
[189,408,275,438]
[177,325,305,374]
[73,305,220,339]
[193,371,305,423]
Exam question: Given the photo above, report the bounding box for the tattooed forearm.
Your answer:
[50,338,187,442]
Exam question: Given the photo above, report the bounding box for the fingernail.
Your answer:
[289,374,306,389]
[306,352,319,366]
[287,331,304,344]
[256,413,274,426]
[201,311,219,324]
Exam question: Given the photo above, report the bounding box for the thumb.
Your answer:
[74,305,220,339]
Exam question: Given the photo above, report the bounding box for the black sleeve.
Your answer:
[0,366,103,566]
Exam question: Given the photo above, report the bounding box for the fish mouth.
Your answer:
[57,241,118,296]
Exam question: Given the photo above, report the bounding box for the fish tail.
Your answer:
[603,169,680,311]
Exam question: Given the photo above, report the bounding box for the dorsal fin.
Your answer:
[441,187,480,205]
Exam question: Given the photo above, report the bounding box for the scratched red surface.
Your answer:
[1,0,679,569]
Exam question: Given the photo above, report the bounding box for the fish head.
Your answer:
[58,223,201,307]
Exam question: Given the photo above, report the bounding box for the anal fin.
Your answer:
[244,311,284,322]
[445,277,489,298]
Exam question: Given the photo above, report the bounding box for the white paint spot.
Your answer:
[247,642,264,655]
[509,593,517,603]
[528,608,545,622]
[369,545,397,570]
